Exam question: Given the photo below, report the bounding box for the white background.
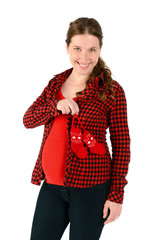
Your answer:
[0,0,154,239]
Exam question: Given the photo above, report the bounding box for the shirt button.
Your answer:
[88,141,91,144]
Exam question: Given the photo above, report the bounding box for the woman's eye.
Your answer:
[74,48,80,51]
[90,49,96,52]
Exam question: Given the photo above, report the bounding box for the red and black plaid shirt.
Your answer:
[23,68,130,204]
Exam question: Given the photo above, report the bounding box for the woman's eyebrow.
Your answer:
[72,45,98,49]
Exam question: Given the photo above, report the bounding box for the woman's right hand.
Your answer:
[57,98,80,115]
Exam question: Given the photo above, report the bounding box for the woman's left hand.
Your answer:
[103,200,122,224]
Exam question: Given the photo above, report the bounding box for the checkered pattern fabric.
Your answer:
[23,68,130,204]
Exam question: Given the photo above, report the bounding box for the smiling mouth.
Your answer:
[77,62,90,68]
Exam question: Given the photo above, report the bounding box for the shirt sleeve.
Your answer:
[23,79,61,128]
[107,85,131,204]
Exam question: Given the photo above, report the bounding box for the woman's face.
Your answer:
[66,34,101,77]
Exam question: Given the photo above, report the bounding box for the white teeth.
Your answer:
[79,63,89,67]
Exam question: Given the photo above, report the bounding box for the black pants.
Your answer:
[30,180,110,240]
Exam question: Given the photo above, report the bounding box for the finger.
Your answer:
[104,217,115,224]
[104,211,113,224]
[62,105,70,114]
[103,203,109,219]
[104,213,116,224]
[65,106,71,114]
[104,215,112,224]
[67,101,79,115]
[72,107,79,115]
[74,104,80,114]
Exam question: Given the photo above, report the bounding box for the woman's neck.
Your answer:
[67,70,89,85]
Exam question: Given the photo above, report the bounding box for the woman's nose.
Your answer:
[80,51,89,62]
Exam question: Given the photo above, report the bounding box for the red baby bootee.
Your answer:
[70,114,88,158]
[70,114,106,158]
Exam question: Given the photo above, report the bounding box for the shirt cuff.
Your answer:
[107,187,124,204]
[49,96,62,117]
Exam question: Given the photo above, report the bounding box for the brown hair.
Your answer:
[66,17,115,102]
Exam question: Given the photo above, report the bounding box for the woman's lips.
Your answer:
[77,62,90,69]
